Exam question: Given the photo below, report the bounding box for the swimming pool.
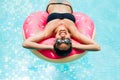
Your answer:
[0,0,120,80]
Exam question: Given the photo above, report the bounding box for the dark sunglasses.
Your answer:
[56,38,71,44]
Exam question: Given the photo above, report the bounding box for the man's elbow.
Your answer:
[95,45,101,51]
[22,41,29,48]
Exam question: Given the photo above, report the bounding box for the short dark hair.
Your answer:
[54,43,72,57]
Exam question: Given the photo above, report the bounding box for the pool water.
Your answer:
[0,0,120,80]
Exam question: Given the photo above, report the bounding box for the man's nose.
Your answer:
[61,34,65,38]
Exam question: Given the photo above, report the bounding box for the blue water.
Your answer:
[0,0,120,80]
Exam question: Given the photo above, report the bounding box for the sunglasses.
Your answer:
[56,38,71,44]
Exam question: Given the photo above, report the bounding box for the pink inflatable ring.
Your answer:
[23,11,95,63]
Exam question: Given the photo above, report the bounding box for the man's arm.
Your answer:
[22,31,53,50]
[70,25,100,50]
[72,42,100,51]
[22,19,61,50]
[64,20,101,50]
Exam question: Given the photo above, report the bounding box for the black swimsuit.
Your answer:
[46,3,75,23]
[47,13,76,23]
